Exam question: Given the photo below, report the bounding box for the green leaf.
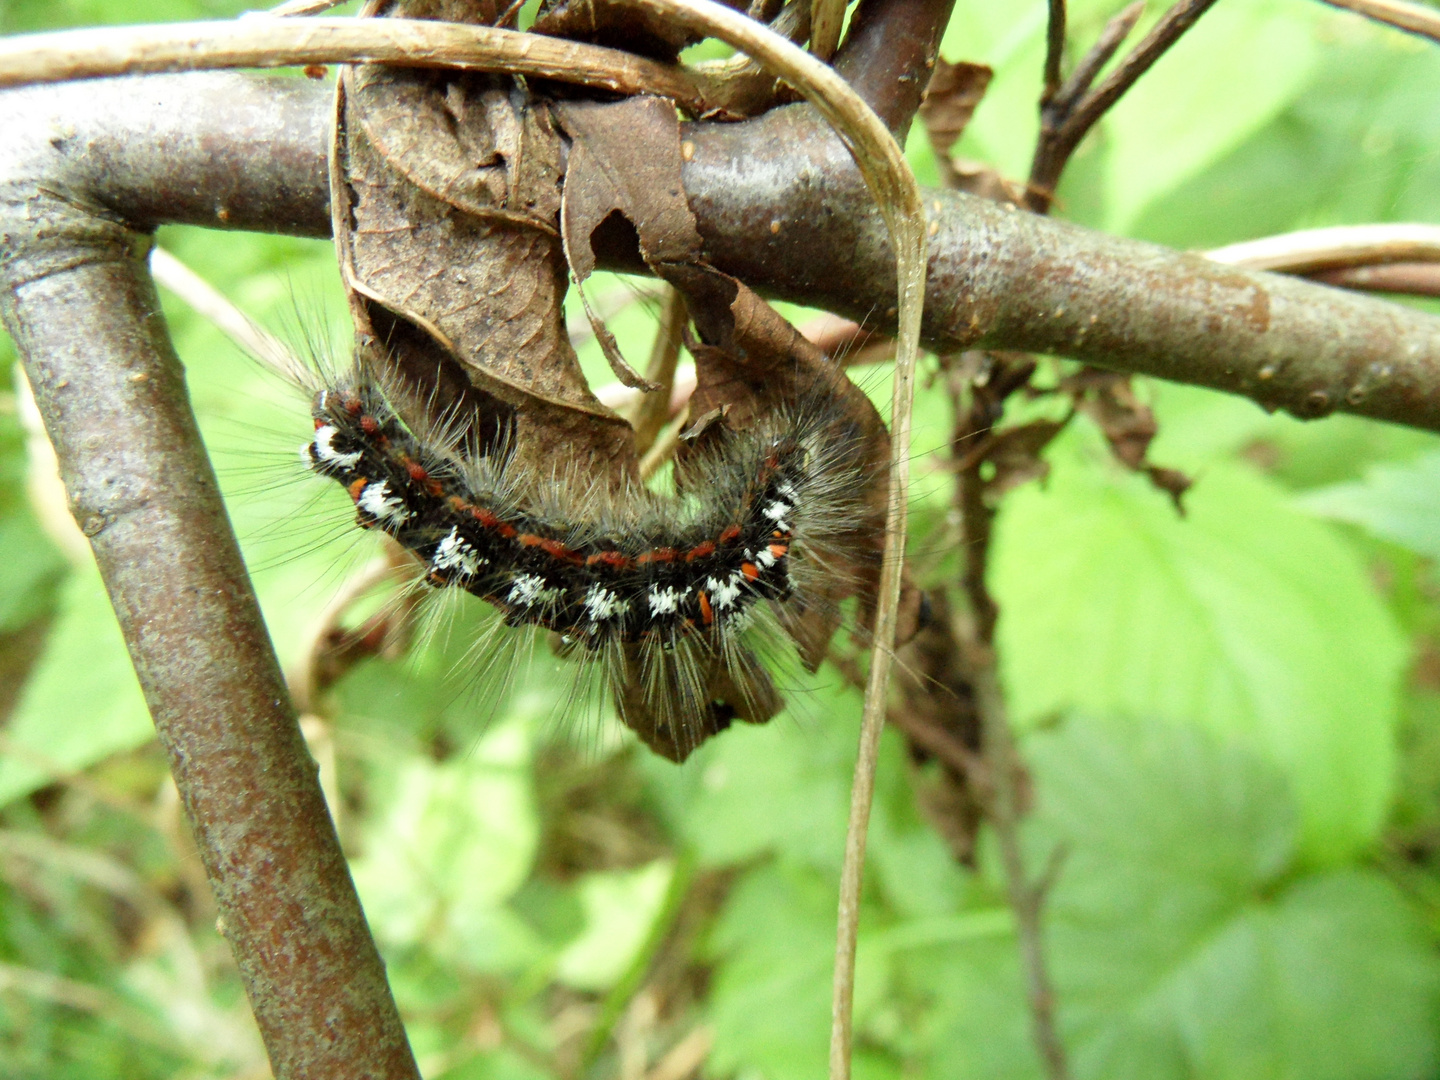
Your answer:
[1039,720,1440,1080]
[1134,28,1440,248]
[1297,449,1440,561]
[642,683,859,871]
[922,719,1440,1080]
[992,450,1404,862]
[554,859,673,992]
[1098,0,1321,232]
[0,504,66,632]
[350,718,544,974]
[0,573,152,807]
[704,861,841,1080]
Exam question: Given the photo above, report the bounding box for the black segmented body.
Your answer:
[302,383,802,646]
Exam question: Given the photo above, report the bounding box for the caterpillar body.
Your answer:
[298,365,882,761]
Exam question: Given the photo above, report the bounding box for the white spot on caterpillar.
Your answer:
[707,575,742,610]
[310,425,362,469]
[507,573,561,608]
[358,482,410,525]
[648,585,685,616]
[583,585,628,621]
[763,500,792,531]
[433,527,484,577]
[776,481,798,500]
[755,547,777,569]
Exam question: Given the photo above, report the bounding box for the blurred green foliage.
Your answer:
[4,0,1440,1077]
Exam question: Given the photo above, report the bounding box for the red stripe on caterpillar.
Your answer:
[298,365,881,761]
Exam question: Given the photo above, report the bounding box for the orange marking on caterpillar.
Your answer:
[637,548,677,565]
[359,414,380,436]
[741,562,761,581]
[587,550,632,570]
[541,538,583,564]
[698,591,714,625]
[471,506,515,537]
[718,524,742,544]
[768,543,789,560]
[346,477,368,502]
[685,541,716,562]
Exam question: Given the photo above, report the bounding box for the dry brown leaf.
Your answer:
[333,63,639,484]
[978,418,1068,500]
[555,95,707,277]
[919,59,992,161]
[1063,368,1192,511]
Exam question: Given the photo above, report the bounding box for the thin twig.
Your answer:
[1028,0,1221,211]
[1041,0,1067,105]
[942,348,1070,1080]
[971,659,1068,1080]
[1048,0,1145,115]
[645,1025,715,1080]
[0,18,712,114]
[1314,0,1440,44]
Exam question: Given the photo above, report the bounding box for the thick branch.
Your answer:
[8,73,1440,434]
[0,76,417,1080]
[682,104,1440,430]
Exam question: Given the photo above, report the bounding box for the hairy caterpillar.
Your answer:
[295,358,886,762]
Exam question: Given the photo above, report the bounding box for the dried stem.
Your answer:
[1206,223,1440,273]
[1315,0,1440,44]
[1312,262,1440,297]
[148,246,300,381]
[810,0,846,60]
[608,5,928,1079]
[1028,0,1220,212]
[0,17,713,114]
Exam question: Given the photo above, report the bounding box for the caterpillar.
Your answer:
[296,359,886,762]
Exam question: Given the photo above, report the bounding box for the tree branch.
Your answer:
[831,0,958,133]
[0,74,418,1080]
[681,104,1440,431]
[9,73,1440,433]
